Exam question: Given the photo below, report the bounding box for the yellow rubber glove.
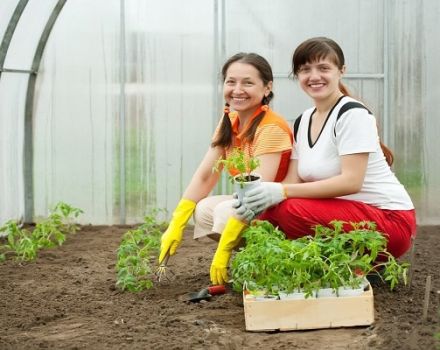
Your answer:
[159,198,196,263]
[210,217,247,285]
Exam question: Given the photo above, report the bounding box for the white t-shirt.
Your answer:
[292,96,414,210]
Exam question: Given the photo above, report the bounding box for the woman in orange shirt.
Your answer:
[158,53,293,285]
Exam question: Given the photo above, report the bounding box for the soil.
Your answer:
[1,225,439,350]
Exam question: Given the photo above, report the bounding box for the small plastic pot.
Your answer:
[317,287,337,298]
[337,286,365,297]
[278,291,307,300]
[234,173,261,204]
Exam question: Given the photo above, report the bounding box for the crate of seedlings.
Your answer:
[231,220,408,331]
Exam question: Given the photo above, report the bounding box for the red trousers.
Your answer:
[259,198,416,258]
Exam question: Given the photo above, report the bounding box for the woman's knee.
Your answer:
[193,195,232,238]
[212,199,235,234]
[194,197,214,224]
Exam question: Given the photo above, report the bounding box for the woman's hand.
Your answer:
[241,182,286,214]
[232,196,256,222]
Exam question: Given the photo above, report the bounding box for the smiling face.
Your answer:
[296,57,345,103]
[223,62,272,118]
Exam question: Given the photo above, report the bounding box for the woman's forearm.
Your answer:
[284,173,362,199]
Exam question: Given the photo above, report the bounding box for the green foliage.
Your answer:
[115,209,167,292]
[0,202,83,262]
[231,220,409,297]
[213,147,260,187]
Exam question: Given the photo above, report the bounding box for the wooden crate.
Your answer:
[243,284,374,331]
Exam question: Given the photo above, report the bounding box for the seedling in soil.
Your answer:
[213,147,260,188]
[115,209,168,292]
[0,202,83,262]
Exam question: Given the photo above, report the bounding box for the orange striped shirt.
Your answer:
[212,107,293,182]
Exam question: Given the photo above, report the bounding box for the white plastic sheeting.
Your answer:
[3,0,60,70]
[0,0,439,225]
[0,73,26,222]
[32,1,120,224]
[33,0,214,224]
[0,1,17,41]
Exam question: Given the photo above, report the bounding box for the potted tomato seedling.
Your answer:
[213,147,261,203]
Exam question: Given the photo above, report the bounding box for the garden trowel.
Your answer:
[185,285,226,302]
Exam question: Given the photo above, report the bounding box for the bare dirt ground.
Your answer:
[0,225,439,350]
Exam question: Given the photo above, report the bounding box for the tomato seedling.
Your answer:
[0,202,83,262]
[231,220,409,298]
[213,147,260,188]
[115,209,168,292]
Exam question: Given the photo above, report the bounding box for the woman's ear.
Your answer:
[340,65,346,75]
[265,81,273,96]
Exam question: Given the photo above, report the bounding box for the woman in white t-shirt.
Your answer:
[238,37,416,258]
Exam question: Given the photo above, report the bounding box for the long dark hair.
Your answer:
[211,53,274,148]
[292,37,393,166]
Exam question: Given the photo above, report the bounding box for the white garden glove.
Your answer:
[232,196,256,222]
[242,182,286,214]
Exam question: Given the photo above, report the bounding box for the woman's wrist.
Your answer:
[282,184,289,199]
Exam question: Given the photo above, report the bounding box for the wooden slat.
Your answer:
[243,285,374,331]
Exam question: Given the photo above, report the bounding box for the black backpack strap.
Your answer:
[334,102,372,136]
[293,114,302,142]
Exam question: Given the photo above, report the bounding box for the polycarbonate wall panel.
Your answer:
[123,0,215,222]
[344,79,384,128]
[0,73,27,223]
[389,0,440,224]
[223,0,383,76]
[33,0,120,224]
[33,0,215,224]
[387,0,423,220]
[0,0,19,42]
[3,0,59,70]
[223,0,384,125]
[422,1,440,224]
